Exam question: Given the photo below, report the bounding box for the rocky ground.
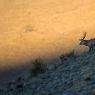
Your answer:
[0,50,95,95]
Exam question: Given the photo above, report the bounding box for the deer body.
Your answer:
[79,33,95,52]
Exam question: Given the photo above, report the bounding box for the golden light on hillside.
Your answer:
[0,0,95,68]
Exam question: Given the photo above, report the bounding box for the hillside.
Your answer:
[0,50,95,95]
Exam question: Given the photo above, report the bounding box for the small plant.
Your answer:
[84,76,91,82]
[60,50,75,62]
[29,58,47,78]
[65,50,75,57]
[80,60,89,66]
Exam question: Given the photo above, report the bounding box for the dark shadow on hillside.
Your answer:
[0,57,60,87]
[0,65,28,87]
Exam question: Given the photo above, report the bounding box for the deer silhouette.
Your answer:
[79,32,95,52]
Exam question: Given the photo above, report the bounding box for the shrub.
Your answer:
[29,58,47,78]
[65,50,75,57]
[60,50,75,62]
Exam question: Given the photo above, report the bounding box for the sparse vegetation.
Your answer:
[29,58,47,78]
[84,76,91,82]
[1,49,95,95]
[65,50,75,57]
[60,50,75,62]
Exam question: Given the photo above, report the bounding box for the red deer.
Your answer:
[79,32,95,52]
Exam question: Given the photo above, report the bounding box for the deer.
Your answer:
[79,32,95,52]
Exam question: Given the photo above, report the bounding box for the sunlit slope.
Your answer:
[0,0,95,67]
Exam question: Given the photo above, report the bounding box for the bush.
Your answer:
[60,50,75,62]
[65,50,75,57]
[29,58,47,78]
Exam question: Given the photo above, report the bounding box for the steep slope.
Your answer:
[1,50,95,95]
[0,0,95,67]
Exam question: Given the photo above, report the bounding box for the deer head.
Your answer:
[79,32,95,52]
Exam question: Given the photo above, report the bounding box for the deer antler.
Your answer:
[82,32,87,40]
